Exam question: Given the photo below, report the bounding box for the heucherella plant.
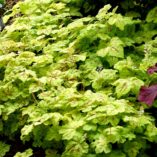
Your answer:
[0,0,157,156]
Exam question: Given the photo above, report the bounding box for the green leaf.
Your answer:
[92,135,112,154]
[13,149,33,157]
[97,37,124,58]
[59,119,84,140]
[0,141,10,157]
[146,7,157,23]
[113,77,144,98]
[123,139,147,157]
[45,126,61,141]
[144,124,157,142]
[92,69,117,90]
[21,124,34,141]
[96,4,112,20]
[104,126,135,143]
[83,124,97,131]
[108,14,133,30]
[62,141,88,157]
[123,115,153,127]
[0,53,16,67]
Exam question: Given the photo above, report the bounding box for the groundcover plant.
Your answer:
[0,0,157,156]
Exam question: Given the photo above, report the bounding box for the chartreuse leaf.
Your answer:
[83,123,97,131]
[104,126,135,143]
[97,37,124,58]
[91,134,112,154]
[114,56,147,79]
[108,14,133,30]
[96,4,112,20]
[92,69,117,90]
[0,53,16,67]
[59,119,85,140]
[146,7,157,23]
[123,115,153,127]
[0,141,10,157]
[62,140,88,157]
[91,99,135,119]
[0,82,20,101]
[123,138,147,157]
[144,124,157,142]
[113,77,144,98]
[21,124,34,141]
[45,126,61,141]
[13,149,33,157]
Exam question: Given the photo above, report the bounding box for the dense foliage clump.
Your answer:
[0,0,157,156]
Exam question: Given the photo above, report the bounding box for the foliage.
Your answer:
[0,0,157,156]
[0,141,10,157]
[13,149,33,157]
[0,0,4,5]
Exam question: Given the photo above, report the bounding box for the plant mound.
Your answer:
[0,0,157,156]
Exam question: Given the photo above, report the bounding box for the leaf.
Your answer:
[62,141,88,157]
[0,82,21,101]
[29,79,46,93]
[123,139,147,157]
[93,99,135,118]
[144,124,157,142]
[67,19,84,30]
[146,7,157,23]
[113,77,144,98]
[13,149,33,157]
[0,53,16,67]
[83,124,97,131]
[123,115,153,127]
[104,126,135,143]
[45,127,61,141]
[92,69,117,90]
[108,14,133,30]
[59,120,84,140]
[16,69,37,82]
[21,124,34,140]
[97,37,124,58]
[2,102,22,118]
[92,135,112,154]
[138,85,157,106]
[0,141,10,157]
[96,4,112,20]
[18,2,39,15]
